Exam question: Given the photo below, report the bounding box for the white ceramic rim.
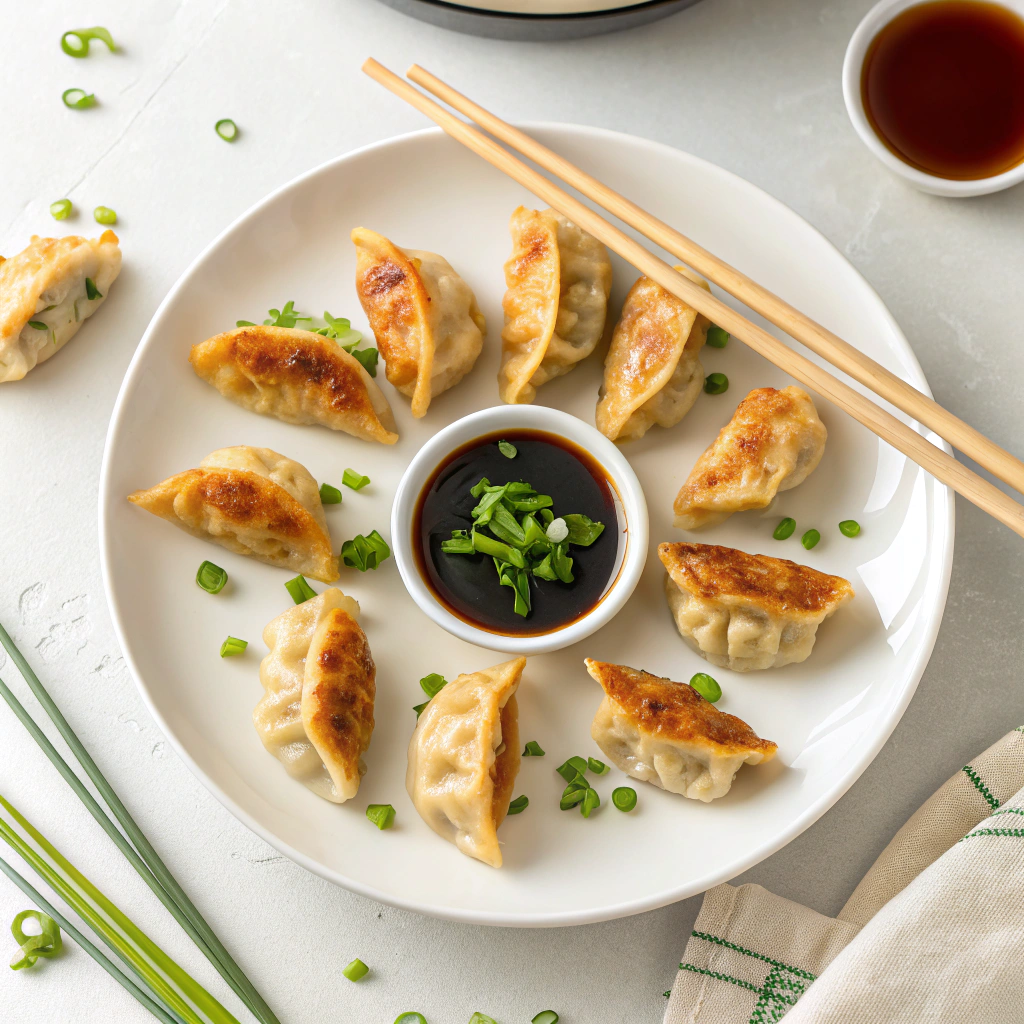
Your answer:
[98,123,955,926]
[390,405,649,656]
[842,0,1024,197]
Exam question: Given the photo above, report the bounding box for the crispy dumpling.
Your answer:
[255,588,375,803]
[500,206,613,405]
[660,542,854,671]
[596,267,711,441]
[673,386,827,529]
[406,657,524,868]
[127,445,338,582]
[586,659,777,802]
[352,227,485,418]
[0,231,121,382]
[189,325,398,444]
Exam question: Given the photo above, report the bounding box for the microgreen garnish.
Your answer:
[507,795,529,815]
[522,740,545,757]
[219,637,247,658]
[61,27,116,57]
[343,958,369,982]
[62,88,96,109]
[195,560,227,594]
[9,909,62,970]
[214,119,238,142]
[85,277,102,300]
[49,199,73,221]
[366,804,396,830]
[341,530,390,572]
[342,469,370,491]
[285,575,317,604]
[498,440,517,459]
[319,483,342,505]
[93,206,116,225]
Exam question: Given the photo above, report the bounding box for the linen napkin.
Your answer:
[664,726,1024,1024]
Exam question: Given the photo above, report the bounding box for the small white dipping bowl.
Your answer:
[843,0,1024,197]
[391,405,648,656]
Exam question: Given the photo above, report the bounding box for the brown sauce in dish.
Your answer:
[862,0,1024,180]
[414,430,620,637]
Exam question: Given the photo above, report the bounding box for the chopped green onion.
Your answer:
[342,469,370,491]
[195,560,227,594]
[507,795,528,815]
[469,1015,498,1024]
[556,756,590,783]
[394,1014,428,1024]
[587,757,610,775]
[10,909,62,970]
[562,513,604,547]
[532,1013,559,1024]
[366,804,396,830]
[319,483,342,505]
[559,782,589,810]
[342,958,369,982]
[706,325,730,348]
[219,637,247,658]
[498,440,517,459]
[85,277,102,300]
[62,88,96,109]
[27,321,48,331]
[471,529,524,568]
[61,27,116,57]
[801,529,821,550]
[419,673,448,698]
[214,119,238,142]
[341,530,391,572]
[580,788,600,818]
[689,672,722,703]
[49,199,73,221]
[522,740,545,757]
[236,320,256,327]
[773,517,796,540]
[285,575,317,604]
[839,519,861,537]
[93,206,117,225]
[704,372,729,395]
[441,530,474,555]
[612,787,637,812]
[412,701,429,717]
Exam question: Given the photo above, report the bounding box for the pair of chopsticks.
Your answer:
[363,58,1024,540]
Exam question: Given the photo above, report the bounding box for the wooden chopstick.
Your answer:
[407,63,1024,499]
[362,58,1024,540]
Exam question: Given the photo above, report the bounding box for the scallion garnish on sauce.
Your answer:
[219,637,247,658]
[61,88,96,109]
[60,27,116,57]
[195,560,227,594]
[285,575,317,604]
[366,804,396,830]
[498,440,517,459]
[341,531,390,572]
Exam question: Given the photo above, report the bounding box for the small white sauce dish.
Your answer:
[842,0,1024,196]
[391,405,648,656]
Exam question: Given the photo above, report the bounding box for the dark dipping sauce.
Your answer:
[862,0,1024,180]
[414,430,619,636]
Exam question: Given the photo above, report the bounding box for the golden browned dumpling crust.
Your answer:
[189,325,397,444]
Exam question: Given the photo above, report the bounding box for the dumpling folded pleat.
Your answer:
[500,206,612,405]
[189,325,398,444]
[406,656,524,868]
[255,588,375,803]
[127,445,338,583]
[0,231,121,383]
[352,227,485,418]
[586,658,777,802]
[659,541,854,672]
[673,385,827,529]
[596,267,711,442]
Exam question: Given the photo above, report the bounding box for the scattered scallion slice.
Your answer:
[366,804,396,830]
[61,27,116,57]
[562,514,604,547]
[419,673,448,698]
[342,469,370,491]
[49,199,73,221]
[412,701,429,717]
[705,325,730,348]
[497,440,517,459]
[319,483,342,505]
[587,757,610,775]
[219,637,247,658]
[195,560,227,594]
[507,795,528,815]
[394,1014,428,1024]
[773,517,796,540]
[9,909,62,970]
[93,206,117,225]
[214,119,238,142]
[689,672,722,703]
[285,575,317,604]
[522,741,545,757]
[27,321,48,331]
[839,519,861,537]
[342,958,369,982]
[612,787,637,812]
[559,783,588,811]
[85,277,102,300]
[341,530,391,572]
[704,372,729,395]
[580,788,600,818]
[533,1013,559,1024]
[801,528,821,550]
[556,756,589,783]
[469,1014,498,1024]
[62,88,97,109]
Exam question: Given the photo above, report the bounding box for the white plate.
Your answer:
[99,125,953,927]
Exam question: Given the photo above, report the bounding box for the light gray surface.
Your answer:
[1,1,1022,1021]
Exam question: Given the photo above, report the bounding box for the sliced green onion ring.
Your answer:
[49,199,73,221]
[773,517,796,540]
[366,804,396,830]
[839,519,861,537]
[214,119,238,142]
[195,560,227,594]
[469,1014,499,1024]
[507,795,529,815]
[285,575,318,604]
[342,958,369,982]
[62,88,96,110]
[61,27,116,57]
[612,787,637,812]
[419,673,448,699]
[342,468,370,491]
[319,483,342,505]
[704,372,729,395]
[556,756,589,783]
[801,528,821,550]
[689,672,722,703]
[587,757,610,775]
[10,909,62,970]
[581,788,600,818]
[533,1012,560,1024]
[219,637,247,658]
[93,206,117,225]
[394,1014,428,1024]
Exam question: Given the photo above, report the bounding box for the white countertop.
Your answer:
[2,1,1023,1021]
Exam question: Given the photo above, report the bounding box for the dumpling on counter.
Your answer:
[596,267,711,442]
[500,206,612,405]
[255,588,375,803]
[189,325,398,444]
[585,659,777,803]
[406,657,524,868]
[0,231,121,382]
[352,227,485,418]
[127,445,338,583]
[673,386,827,530]
[659,542,854,672]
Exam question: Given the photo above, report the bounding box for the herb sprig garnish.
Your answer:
[440,475,605,618]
